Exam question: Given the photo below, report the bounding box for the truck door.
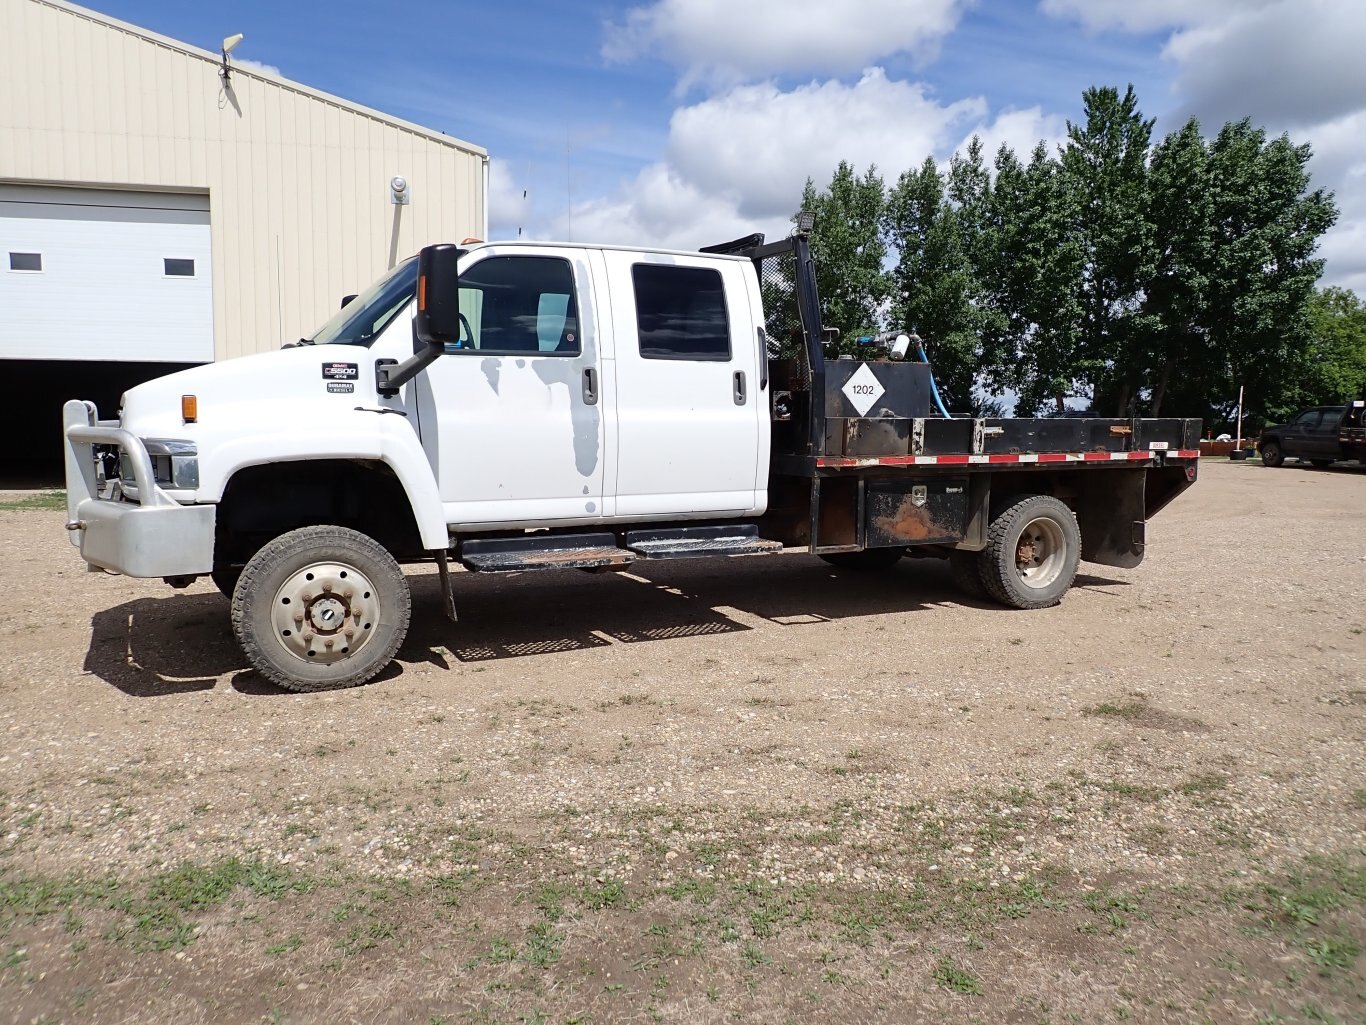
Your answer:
[1310,408,1343,461]
[1283,409,1322,460]
[602,251,766,518]
[415,248,606,527]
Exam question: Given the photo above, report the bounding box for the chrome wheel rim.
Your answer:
[270,562,380,664]
[1014,517,1066,590]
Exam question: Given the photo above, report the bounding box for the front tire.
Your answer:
[231,525,411,692]
[979,495,1080,610]
[1261,441,1284,467]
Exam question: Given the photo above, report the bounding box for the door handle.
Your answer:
[757,326,769,391]
[582,367,598,405]
[733,370,747,406]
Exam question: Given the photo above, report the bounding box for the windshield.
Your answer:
[306,257,418,347]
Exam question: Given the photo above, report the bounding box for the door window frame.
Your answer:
[447,254,581,357]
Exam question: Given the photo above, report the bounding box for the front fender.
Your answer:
[198,414,447,550]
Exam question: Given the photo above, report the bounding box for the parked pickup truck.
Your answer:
[63,227,1202,692]
[1257,402,1366,468]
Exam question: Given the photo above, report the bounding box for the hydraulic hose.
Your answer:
[916,340,953,419]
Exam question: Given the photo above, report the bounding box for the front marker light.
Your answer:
[182,394,198,423]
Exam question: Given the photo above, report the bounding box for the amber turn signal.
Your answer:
[181,394,198,423]
[417,274,427,311]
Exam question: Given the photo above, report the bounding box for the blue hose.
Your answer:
[916,341,953,419]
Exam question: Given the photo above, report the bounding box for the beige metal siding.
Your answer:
[0,0,486,360]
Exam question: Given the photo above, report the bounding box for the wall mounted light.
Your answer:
[390,176,410,205]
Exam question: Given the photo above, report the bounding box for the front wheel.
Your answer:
[979,495,1080,610]
[231,525,411,692]
[1260,441,1283,467]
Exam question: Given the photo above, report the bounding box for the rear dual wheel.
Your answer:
[954,495,1080,609]
[231,525,410,692]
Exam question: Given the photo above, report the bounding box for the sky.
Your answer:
[93,0,1366,294]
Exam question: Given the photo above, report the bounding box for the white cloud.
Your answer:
[547,72,1057,253]
[234,57,282,78]
[955,106,1065,165]
[1037,0,1275,35]
[1044,0,1366,294]
[487,159,531,240]
[664,70,985,218]
[1163,1,1366,129]
[604,0,966,86]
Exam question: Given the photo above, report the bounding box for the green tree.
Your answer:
[1143,118,1214,415]
[1304,286,1366,404]
[1059,85,1157,414]
[799,162,890,350]
[883,153,985,411]
[1195,120,1338,426]
[988,141,1086,414]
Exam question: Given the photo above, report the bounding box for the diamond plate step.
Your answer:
[625,524,783,561]
[459,533,635,573]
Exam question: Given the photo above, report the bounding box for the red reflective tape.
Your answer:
[933,454,971,464]
[1082,452,1110,461]
[1036,453,1069,463]
[987,454,1020,463]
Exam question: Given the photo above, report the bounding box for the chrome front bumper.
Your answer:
[62,400,215,578]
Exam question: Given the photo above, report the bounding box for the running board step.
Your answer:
[459,533,635,573]
[625,524,784,560]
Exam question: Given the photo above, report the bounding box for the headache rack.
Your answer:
[700,231,1202,473]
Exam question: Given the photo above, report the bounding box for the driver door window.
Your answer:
[449,256,579,355]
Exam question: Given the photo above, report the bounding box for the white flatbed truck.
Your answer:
[63,228,1201,691]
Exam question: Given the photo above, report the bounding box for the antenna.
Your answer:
[219,32,243,82]
[566,130,573,242]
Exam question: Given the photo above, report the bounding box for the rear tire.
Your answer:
[231,525,411,692]
[948,550,987,599]
[979,495,1079,610]
[1260,441,1283,467]
[820,548,906,572]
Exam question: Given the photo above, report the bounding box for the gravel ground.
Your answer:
[0,460,1362,1024]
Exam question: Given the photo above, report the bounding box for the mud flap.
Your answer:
[1078,468,1145,568]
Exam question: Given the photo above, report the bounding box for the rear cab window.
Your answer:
[631,264,730,361]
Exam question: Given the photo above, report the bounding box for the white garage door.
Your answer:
[0,185,212,362]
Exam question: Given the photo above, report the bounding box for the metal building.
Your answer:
[0,0,486,477]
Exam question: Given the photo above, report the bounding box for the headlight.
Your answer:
[121,440,199,491]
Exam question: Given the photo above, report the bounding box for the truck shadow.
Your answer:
[82,556,1130,696]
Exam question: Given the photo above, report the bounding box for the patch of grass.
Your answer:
[0,491,65,512]
[1083,699,1146,720]
[740,940,770,967]
[931,955,982,995]
[1179,773,1229,797]
[265,934,303,956]
[1303,935,1361,976]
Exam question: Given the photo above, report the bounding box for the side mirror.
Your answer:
[339,293,358,309]
[414,243,462,348]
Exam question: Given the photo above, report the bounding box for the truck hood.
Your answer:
[118,344,372,441]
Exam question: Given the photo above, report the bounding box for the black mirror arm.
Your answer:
[375,343,442,397]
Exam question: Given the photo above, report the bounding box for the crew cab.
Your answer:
[64,229,1202,692]
[1257,402,1366,467]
